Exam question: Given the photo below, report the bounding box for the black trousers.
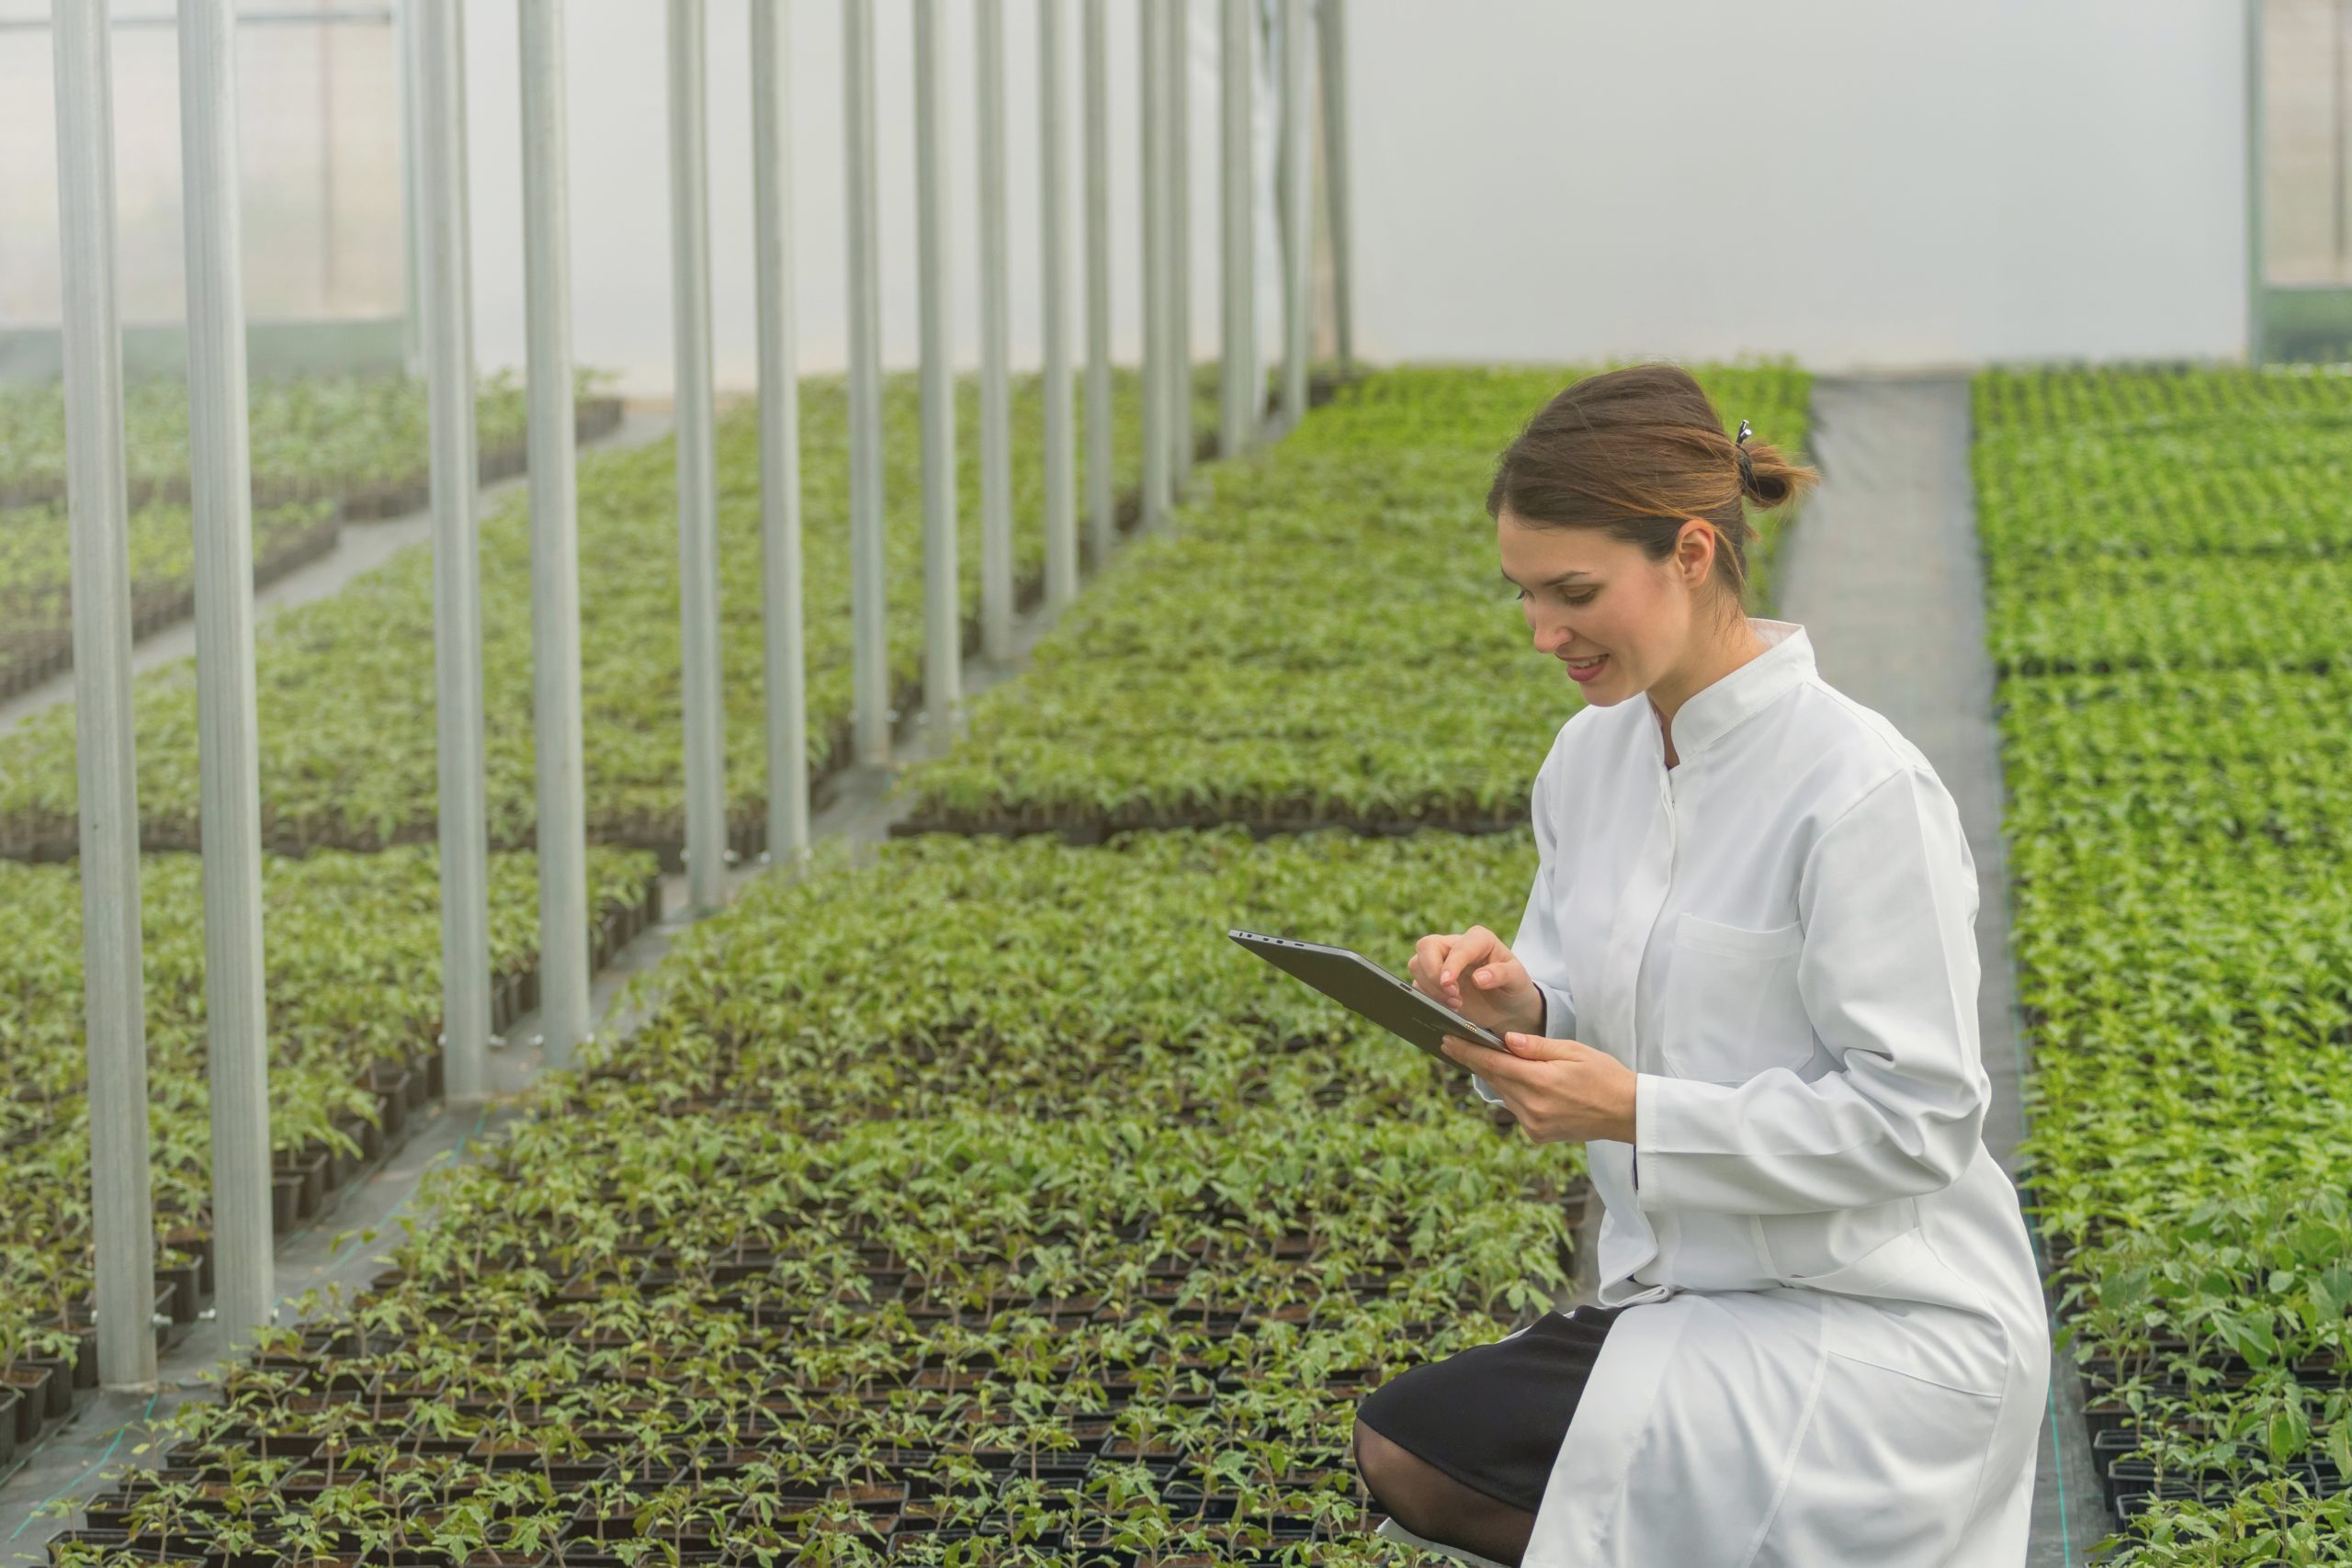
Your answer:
[1354,1302,1634,1515]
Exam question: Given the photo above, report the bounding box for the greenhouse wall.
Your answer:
[1346,0,2251,370]
[0,0,2259,385]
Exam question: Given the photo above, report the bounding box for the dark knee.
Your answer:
[1352,1418,1434,1534]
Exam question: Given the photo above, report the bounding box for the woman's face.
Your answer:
[1496,504,1717,706]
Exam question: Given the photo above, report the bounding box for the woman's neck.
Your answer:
[1649,617,1770,767]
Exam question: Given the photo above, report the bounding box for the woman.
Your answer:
[1353,363,2050,1566]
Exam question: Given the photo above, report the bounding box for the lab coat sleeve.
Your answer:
[1474,742,1577,1110]
[1631,765,1989,1215]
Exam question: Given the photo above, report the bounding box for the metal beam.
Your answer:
[51,0,157,1392]
[1039,0,1079,613]
[669,0,728,914]
[2246,0,2267,364]
[1317,0,1352,375]
[914,0,962,753]
[178,0,273,1355]
[1168,0,1193,491]
[413,0,492,1100]
[978,0,1013,661]
[752,0,811,868]
[1218,0,1254,457]
[519,0,591,1064]
[1280,0,1309,427]
[843,0,888,761]
[394,0,423,374]
[1081,0,1114,569]
[1140,0,1169,527]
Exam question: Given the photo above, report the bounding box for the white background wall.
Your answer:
[1344,0,2251,371]
[458,0,1287,393]
[2,0,2259,382]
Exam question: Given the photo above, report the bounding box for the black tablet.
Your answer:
[1227,928,1508,1066]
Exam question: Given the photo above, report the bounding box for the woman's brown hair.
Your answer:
[1484,362,1820,619]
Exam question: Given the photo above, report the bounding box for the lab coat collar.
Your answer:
[1654,617,1815,763]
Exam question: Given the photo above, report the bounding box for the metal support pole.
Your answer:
[843,0,889,761]
[977,0,1013,662]
[52,0,157,1392]
[1279,0,1309,427]
[178,0,273,1353]
[913,0,961,753]
[669,0,728,914]
[1139,0,1169,527]
[414,0,492,1100]
[2246,0,2267,365]
[1039,0,1078,613]
[1217,0,1254,457]
[394,0,424,374]
[1317,0,1351,376]
[1168,0,1193,491]
[1081,0,1114,569]
[519,0,591,1063]
[752,0,811,868]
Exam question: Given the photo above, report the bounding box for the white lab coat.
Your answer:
[1427,618,2049,1566]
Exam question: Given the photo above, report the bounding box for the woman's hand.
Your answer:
[1440,1031,1639,1145]
[1408,925,1544,1040]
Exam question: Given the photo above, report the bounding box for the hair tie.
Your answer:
[1734,419,1756,488]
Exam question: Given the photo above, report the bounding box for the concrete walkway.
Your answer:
[1775,374,2109,1566]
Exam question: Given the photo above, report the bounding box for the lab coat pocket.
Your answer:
[1758,1352,2001,1566]
[1659,913,1813,1083]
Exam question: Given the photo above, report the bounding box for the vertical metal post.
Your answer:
[752,0,811,868]
[2335,0,2346,277]
[977,0,1013,661]
[1317,0,1352,376]
[669,0,728,913]
[1139,0,1169,527]
[519,0,592,1062]
[1217,0,1254,457]
[414,0,492,1099]
[1039,0,1079,613]
[1279,0,1310,426]
[52,0,157,1392]
[178,0,273,1353]
[395,0,424,374]
[1168,0,1194,491]
[2246,0,2267,364]
[843,0,889,761]
[913,0,961,752]
[1081,0,1114,568]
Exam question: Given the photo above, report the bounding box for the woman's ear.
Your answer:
[1677,517,1714,587]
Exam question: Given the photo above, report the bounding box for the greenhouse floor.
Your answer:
[1777,373,2109,1565]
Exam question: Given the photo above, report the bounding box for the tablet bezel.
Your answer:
[1227,928,1510,1066]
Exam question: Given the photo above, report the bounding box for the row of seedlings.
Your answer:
[0,366,1249,869]
[0,370,622,514]
[0,358,1269,1482]
[0,846,660,1471]
[1975,362,2352,1559]
[34,360,1809,1563]
[0,374,623,698]
[0,502,338,704]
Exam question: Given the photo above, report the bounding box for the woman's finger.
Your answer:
[1501,1031,1582,1062]
[1440,928,1499,992]
[1441,1033,1534,1084]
